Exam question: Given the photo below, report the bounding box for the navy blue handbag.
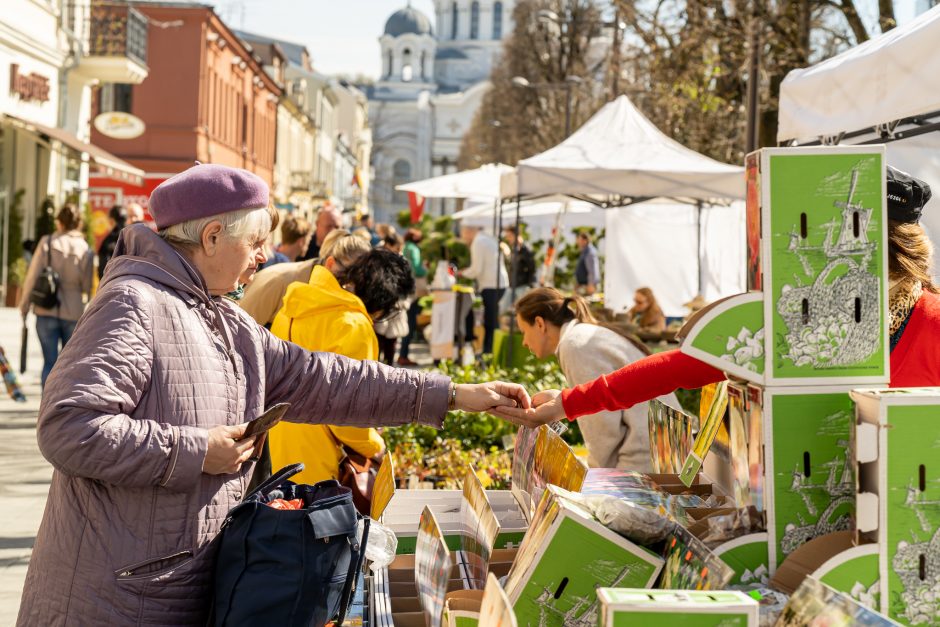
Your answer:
[213,463,369,627]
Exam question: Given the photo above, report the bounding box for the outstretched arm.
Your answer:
[492,349,724,427]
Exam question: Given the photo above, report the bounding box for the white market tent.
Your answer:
[395,163,514,200]
[502,95,744,202]
[777,4,940,276]
[499,95,746,316]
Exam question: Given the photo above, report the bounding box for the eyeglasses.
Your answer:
[372,301,408,324]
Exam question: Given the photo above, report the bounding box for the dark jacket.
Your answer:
[510,242,537,287]
[97,224,123,280]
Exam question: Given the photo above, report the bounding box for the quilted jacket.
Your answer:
[17,225,450,626]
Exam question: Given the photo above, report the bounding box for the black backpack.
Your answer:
[29,236,59,310]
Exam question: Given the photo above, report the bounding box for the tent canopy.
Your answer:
[395,163,513,200]
[508,95,744,201]
[778,5,940,143]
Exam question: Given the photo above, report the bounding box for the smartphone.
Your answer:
[240,403,291,441]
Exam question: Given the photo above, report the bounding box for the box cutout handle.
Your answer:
[853,211,860,238]
[800,213,808,239]
[553,577,569,599]
[920,554,927,581]
[803,451,811,478]
[920,464,926,492]
[801,299,810,325]
[854,298,862,323]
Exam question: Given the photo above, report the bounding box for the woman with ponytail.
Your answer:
[515,287,680,470]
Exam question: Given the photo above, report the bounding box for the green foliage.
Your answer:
[383,357,582,453]
[533,226,605,290]
[6,189,24,282]
[395,210,470,278]
[674,387,702,418]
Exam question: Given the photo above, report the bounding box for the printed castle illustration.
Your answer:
[893,476,940,625]
[778,164,881,368]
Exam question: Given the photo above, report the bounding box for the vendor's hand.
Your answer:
[489,389,566,428]
[454,382,531,413]
[203,423,257,475]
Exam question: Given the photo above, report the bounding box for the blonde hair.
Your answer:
[319,229,370,266]
[889,220,937,292]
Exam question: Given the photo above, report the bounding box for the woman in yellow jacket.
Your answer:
[267,242,416,485]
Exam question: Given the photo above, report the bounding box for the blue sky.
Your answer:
[209,0,921,79]
[210,0,437,78]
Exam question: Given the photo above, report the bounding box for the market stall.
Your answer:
[500,95,747,316]
[355,145,910,627]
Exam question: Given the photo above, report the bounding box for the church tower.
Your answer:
[376,3,438,96]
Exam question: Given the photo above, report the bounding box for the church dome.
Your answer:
[384,5,433,37]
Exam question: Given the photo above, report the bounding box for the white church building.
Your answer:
[367,1,514,220]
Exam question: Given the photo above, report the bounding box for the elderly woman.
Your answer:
[17,164,527,626]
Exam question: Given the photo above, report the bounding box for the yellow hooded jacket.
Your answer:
[268,265,386,485]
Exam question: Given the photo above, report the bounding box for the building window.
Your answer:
[98,83,133,113]
[470,2,480,39]
[401,48,413,82]
[392,159,412,205]
[420,51,427,80]
[451,1,458,39]
[493,2,503,39]
[387,50,394,78]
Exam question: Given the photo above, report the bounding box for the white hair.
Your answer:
[160,207,271,248]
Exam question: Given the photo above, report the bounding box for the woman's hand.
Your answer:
[454,382,531,413]
[203,423,258,475]
[488,389,567,428]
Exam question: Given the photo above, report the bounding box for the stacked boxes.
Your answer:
[596,589,758,626]
[680,146,889,577]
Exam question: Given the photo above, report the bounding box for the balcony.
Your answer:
[79,3,149,84]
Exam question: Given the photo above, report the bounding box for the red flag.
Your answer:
[408,191,425,224]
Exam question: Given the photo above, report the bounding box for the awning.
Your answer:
[3,114,144,185]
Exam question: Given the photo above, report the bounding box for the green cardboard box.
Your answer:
[761,385,857,573]
[596,589,758,626]
[504,487,663,626]
[756,146,889,385]
[853,387,940,625]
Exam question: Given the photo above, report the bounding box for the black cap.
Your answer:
[887,165,931,224]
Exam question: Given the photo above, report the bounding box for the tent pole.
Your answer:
[507,194,521,367]
[494,197,504,363]
[696,201,704,297]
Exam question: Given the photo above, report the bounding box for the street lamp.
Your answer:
[510,75,583,137]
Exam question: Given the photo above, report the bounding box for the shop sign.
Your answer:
[9,64,50,103]
[94,111,146,140]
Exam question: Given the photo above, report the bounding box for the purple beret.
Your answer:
[149,163,269,230]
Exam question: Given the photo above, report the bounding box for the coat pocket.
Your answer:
[114,549,194,581]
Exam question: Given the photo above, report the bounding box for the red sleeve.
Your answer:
[560,349,726,421]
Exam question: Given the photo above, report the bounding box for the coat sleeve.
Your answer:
[36,284,208,492]
[261,327,450,428]
[461,237,485,281]
[329,425,386,459]
[561,349,725,420]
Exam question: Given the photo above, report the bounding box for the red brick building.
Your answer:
[90,2,281,192]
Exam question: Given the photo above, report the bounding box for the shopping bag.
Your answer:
[213,463,369,627]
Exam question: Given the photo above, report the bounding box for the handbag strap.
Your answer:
[245,462,305,500]
[333,517,370,626]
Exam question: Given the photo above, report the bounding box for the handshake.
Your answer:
[454,382,567,429]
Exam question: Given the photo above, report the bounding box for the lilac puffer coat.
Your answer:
[17,225,449,626]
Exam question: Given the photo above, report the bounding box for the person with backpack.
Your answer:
[18,204,93,387]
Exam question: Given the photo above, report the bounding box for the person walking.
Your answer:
[514,288,679,470]
[399,228,428,365]
[16,164,529,626]
[267,248,415,486]
[459,225,509,357]
[575,231,601,295]
[18,204,93,387]
[97,205,127,280]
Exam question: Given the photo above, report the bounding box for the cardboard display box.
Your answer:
[597,589,758,626]
[853,387,940,625]
[504,487,663,626]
